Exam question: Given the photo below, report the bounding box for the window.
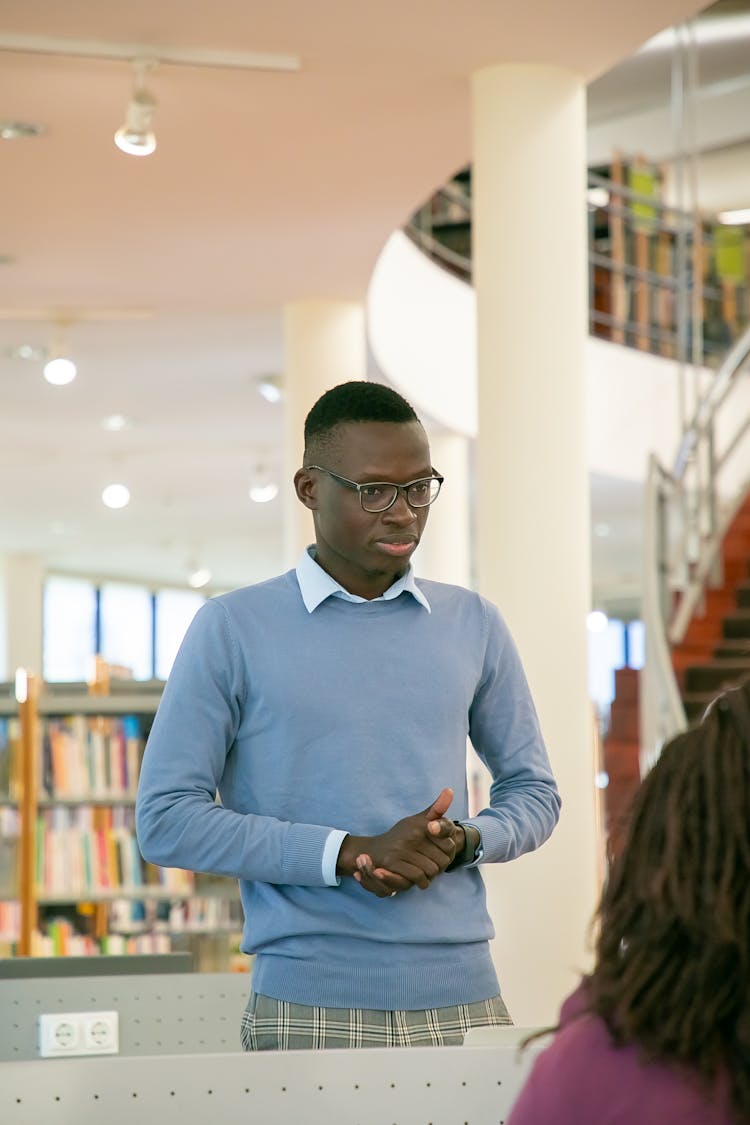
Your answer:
[99,583,154,681]
[155,589,206,679]
[42,576,207,684]
[43,577,97,682]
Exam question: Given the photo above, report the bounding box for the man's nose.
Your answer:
[383,489,417,522]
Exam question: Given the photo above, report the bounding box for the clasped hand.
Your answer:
[337,787,465,898]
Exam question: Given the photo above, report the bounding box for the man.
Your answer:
[136,380,560,1050]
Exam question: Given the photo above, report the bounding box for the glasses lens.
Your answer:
[407,478,441,507]
[360,484,398,512]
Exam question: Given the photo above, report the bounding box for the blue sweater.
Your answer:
[136,570,560,1009]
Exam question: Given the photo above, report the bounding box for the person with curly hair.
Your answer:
[508,680,750,1124]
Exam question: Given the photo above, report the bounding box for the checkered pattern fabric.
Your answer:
[240,992,512,1050]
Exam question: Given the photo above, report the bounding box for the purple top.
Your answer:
[507,984,732,1125]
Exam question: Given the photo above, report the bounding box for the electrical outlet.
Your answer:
[39,1011,119,1057]
[82,1011,118,1053]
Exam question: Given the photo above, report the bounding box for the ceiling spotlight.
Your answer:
[43,355,77,385]
[102,482,130,509]
[188,567,212,589]
[115,60,158,157]
[586,610,609,634]
[586,186,610,210]
[43,319,77,385]
[0,121,44,140]
[249,482,279,504]
[256,374,284,403]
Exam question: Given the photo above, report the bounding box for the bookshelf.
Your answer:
[0,672,245,970]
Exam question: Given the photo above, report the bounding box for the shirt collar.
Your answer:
[296,546,431,614]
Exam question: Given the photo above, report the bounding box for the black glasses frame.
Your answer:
[307,465,444,512]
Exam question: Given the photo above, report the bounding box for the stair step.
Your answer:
[714,638,750,659]
[683,660,750,693]
[723,611,750,639]
[704,589,742,614]
[721,558,750,584]
[683,619,723,646]
[722,537,750,561]
[672,647,714,672]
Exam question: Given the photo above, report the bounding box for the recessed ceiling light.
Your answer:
[102,483,130,509]
[102,413,132,431]
[0,121,44,140]
[6,343,47,362]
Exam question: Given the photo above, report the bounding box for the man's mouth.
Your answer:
[374,538,417,557]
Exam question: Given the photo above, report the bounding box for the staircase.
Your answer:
[671,492,750,721]
[601,666,641,857]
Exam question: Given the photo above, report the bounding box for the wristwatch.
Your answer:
[448,820,481,870]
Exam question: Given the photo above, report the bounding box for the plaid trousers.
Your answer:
[241,991,512,1051]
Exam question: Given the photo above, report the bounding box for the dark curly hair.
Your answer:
[303,381,419,462]
[588,680,750,1121]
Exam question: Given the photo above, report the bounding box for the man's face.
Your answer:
[296,420,433,598]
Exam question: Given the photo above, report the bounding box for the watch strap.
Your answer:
[447,820,481,870]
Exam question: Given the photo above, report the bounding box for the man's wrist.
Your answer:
[336,833,368,877]
[448,821,481,869]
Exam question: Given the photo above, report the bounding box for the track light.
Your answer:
[43,320,77,385]
[256,374,284,403]
[115,60,157,157]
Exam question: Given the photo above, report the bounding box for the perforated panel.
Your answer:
[0,972,250,1060]
[0,1042,541,1124]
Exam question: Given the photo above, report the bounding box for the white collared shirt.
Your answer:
[296,545,431,614]
[296,545,431,884]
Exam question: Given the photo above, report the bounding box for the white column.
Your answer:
[0,553,44,679]
[414,431,472,587]
[283,300,366,565]
[472,64,598,1026]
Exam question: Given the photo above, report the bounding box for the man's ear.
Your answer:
[294,467,318,510]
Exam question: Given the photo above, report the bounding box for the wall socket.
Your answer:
[39,1010,119,1057]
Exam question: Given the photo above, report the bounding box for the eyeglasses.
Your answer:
[307,465,444,513]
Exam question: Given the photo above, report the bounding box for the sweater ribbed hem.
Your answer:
[251,944,499,1010]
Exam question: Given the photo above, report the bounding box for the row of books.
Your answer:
[0,900,20,941]
[35,805,194,898]
[0,806,20,899]
[0,717,21,801]
[110,894,243,935]
[31,920,174,957]
[42,715,144,800]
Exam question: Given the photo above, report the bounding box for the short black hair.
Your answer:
[303,381,420,461]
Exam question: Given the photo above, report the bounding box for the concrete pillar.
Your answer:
[415,431,472,587]
[472,64,598,1026]
[283,300,366,564]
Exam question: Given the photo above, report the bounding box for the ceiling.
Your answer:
[0,0,732,601]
